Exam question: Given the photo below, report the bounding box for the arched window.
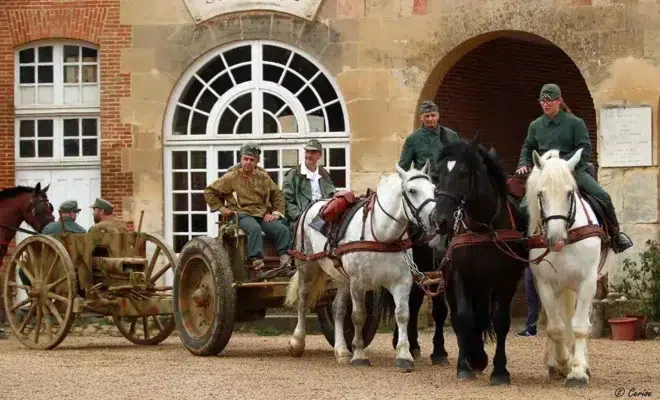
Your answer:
[164,40,350,252]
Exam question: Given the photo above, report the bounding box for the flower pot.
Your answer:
[608,317,639,341]
[625,313,647,339]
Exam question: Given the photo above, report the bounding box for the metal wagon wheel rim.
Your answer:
[2,235,76,350]
[112,233,176,345]
[177,254,217,340]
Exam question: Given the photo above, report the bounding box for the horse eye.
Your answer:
[408,188,416,195]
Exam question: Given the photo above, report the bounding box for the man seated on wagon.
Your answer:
[204,143,293,274]
[282,139,336,234]
[42,200,87,234]
[88,198,129,233]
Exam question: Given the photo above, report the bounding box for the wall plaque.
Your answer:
[599,105,653,167]
[184,0,324,23]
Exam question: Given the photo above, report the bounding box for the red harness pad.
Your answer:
[319,190,358,223]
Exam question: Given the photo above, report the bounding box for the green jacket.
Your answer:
[42,216,87,235]
[518,110,591,172]
[398,125,460,172]
[282,164,336,222]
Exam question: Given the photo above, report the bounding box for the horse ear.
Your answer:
[42,183,50,193]
[395,163,407,179]
[532,150,544,170]
[34,182,41,192]
[566,148,583,170]
[420,159,431,175]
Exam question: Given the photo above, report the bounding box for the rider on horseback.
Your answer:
[515,83,633,254]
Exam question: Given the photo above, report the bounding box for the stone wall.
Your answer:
[116,0,660,283]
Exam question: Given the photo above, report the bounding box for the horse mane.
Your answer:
[434,140,508,197]
[0,186,36,201]
[524,151,578,234]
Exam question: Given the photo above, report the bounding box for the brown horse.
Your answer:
[0,183,55,338]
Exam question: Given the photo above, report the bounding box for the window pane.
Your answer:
[19,87,35,104]
[330,170,346,188]
[172,151,188,169]
[329,148,346,167]
[191,151,206,169]
[217,110,237,134]
[263,65,284,84]
[290,53,318,81]
[191,215,207,232]
[191,172,206,190]
[312,73,339,104]
[281,71,304,94]
[232,65,251,85]
[217,151,234,169]
[63,119,79,137]
[230,93,251,114]
[20,66,35,84]
[327,102,345,132]
[173,106,190,135]
[38,140,53,158]
[173,193,188,211]
[38,86,54,104]
[38,46,53,63]
[191,193,206,211]
[19,48,34,64]
[283,149,298,168]
[173,235,189,253]
[64,66,79,83]
[82,119,97,136]
[82,65,97,83]
[268,171,278,185]
[63,86,80,104]
[82,139,97,156]
[82,47,98,62]
[37,120,53,137]
[307,112,325,132]
[19,141,35,158]
[197,56,226,84]
[263,113,278,134]
[64,45,79,62]
[236,113,252,134]
[223,46,251,67]
[63,139,79,157]
[263,92,285,114]
[173,172,188,190]
[173,214,188,233]
[38,65,53,83]
[263,150,278,169]
[298,87,320,111]
[19,120,35,137]
[263,44,291,65]
[190,111,207,135]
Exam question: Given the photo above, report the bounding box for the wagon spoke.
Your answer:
[47,292,70,304]
[129,319,137,336]
[149,263,171,285]
[145,246,162,280]
[153,316,164,331]
[46,299,64,326]
[10,298,31,312]
[142,317,149,340]
[34,304,43,344]
[46,276,67,290]
[42,304,54,342]
[26,243,40,279]
[43,254,59,285]
[7,281,30,291]
[19,302,37,334]
[17,261,36,285]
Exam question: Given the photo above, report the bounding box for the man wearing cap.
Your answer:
[88,197,129,233]
[42,200,87,234]
[282,139,336,230]
[516,83,632,254]
[204,143,292,275]
[398,100,460,176]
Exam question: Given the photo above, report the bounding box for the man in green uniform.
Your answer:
[42,200,87,234]
[282,139,336,231]
[204,143,292,273]
[398,100,461,174]
[88,198,129,233]
[515,83,632,254]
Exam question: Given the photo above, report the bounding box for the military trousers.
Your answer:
[238,213,291,260]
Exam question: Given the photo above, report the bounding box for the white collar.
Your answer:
[300,163,320,178]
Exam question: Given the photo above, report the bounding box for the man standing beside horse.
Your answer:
[391,100,460,364]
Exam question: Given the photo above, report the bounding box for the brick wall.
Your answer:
[434,37,598,318]
[0,0,132,317]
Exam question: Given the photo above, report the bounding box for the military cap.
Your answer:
[240,143,261,159]
[419,100,439,114]
[90,198,113,213]
[539,83,561,101]
[59,200,81,213]
[303,139,322,152]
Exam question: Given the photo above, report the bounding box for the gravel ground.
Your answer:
[1,329,659,400]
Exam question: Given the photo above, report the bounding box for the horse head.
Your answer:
[393,160,437,234]
[525,148,582,251]
[23,182,55,232]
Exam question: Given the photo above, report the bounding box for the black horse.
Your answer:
[428,134,527,385]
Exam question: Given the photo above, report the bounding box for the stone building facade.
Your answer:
[1,0,659,317]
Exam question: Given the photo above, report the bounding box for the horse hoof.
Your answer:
[490,374,511,386]
[411,348,422,362]
[565,377,588,388]
[337,355,352,365]
[395,358,414,372]
[457,370,476,381]
[548,366,567,380]
[431,355,449,366]
[350,359,372,367]
[586,368,591,378]
[287,339,305,358]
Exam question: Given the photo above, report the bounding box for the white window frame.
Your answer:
[14,40,101,168]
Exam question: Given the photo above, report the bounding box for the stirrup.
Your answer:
[612,232,633,253]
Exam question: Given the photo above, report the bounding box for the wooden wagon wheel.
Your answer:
[2,235,77,350]
[112,233,177,345]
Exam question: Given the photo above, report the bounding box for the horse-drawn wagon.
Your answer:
[171,214,384,356]
[2,215,177,349]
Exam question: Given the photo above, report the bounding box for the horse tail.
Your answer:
[284,268,329,310]
[483,291,497,343]
[381,288,396,325]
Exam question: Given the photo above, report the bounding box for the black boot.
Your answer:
[602,202,633,254]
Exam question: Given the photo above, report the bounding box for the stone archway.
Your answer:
[424,31,597,174]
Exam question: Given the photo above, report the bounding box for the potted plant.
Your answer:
[611,239,660,339]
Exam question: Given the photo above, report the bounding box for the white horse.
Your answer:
[525,148,615,388]
[284,162,437,372]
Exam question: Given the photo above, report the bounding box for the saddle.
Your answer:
[308,190,371,247]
